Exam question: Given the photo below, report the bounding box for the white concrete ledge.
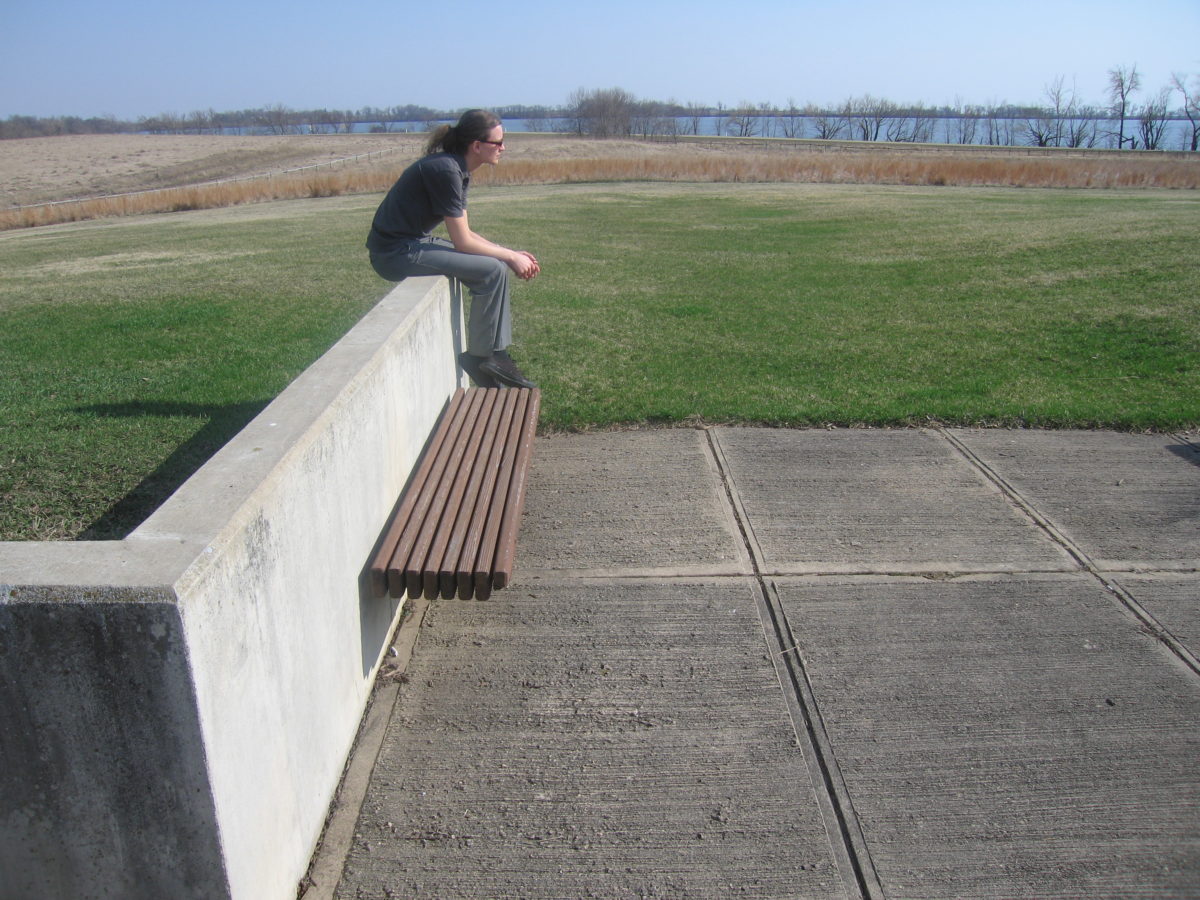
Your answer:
[0,276,466,900]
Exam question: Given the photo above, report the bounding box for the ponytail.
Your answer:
[424,124,453,155]
[425,109,501,156]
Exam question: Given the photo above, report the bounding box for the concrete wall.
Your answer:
[0,276,465,900]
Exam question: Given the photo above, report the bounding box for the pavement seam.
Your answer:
[938,428,1200,679]
[705,427,883,900]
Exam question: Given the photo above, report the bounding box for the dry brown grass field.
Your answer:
[2,131,1196,229]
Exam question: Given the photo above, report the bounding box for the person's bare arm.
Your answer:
[444,213,539,280]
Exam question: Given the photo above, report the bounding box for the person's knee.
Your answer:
[484,256,509,280]
[469,257,509,291]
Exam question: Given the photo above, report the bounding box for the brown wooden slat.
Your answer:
[454,389,520,599]
[390,388,488,598]
[434,389,513,599]
[367,388,466,598]
[420,388,502,599]
[371,385,539,603]
[402,388,492,599]
[491,387,541,589]
[473,388,540,598]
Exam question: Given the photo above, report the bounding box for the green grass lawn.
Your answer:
[493,183,1199,430]
[1,183,1197,539]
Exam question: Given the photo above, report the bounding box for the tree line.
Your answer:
[0,104,442,139]
[0,103,565,140]
[3,65,1196,150]
[565,67,1198,151]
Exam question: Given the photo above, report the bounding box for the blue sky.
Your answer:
[3,0,1198,119]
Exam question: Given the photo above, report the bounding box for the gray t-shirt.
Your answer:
[366,152,470,254]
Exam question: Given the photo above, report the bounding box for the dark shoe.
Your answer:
[458,352,498,388]
[479,350,537,389]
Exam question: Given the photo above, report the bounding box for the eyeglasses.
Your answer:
[477,138,505,147]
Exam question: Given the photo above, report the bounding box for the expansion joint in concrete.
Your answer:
[704,428,884,899]
[936,428,1200,680]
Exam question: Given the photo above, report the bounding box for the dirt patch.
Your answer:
[0,133,426,206]
[0,132,814,207]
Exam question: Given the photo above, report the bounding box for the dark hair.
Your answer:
[425,109,501,155]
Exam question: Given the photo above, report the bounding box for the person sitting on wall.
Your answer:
[366,108,539,389]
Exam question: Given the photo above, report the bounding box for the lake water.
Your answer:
[359,116,1197,151]
[213,116,1196,151]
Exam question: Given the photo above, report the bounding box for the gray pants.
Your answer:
[370,237,512,357]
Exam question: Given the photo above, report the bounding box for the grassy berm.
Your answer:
[1,150,1197,539]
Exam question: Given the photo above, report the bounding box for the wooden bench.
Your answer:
[368,386,540,601]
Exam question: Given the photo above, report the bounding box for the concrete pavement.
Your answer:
[307,427,1200,900]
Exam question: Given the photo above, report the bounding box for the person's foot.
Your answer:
[479,350,537,389]
[458,352,499,388]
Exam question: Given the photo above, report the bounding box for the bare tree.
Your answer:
[885,102,935,142]
[847,95,889,141]
[1045,76,1071,146]
[725,101,761,137]
[710,103,724,136]
[185,108,216,134]
[632,100,678,140]
[1064,106,1101,148]
[1024,112,1057,147]
[884,114,910,142]
[149,111,185,134]
[983,102,1020,146]
[1025,76,1078,147]
[912,103,937,142]
[1107,63,1141,148]
[259,104,300,135]
[568,87,635,137]
[311,109,343,134]
[807,103,845,140]
[1170,72,1199,151]
[297,108,352,135]
[945,97,980,144]
[757,102,776,137]
[1138,87,1172,150]
[777,98,805,138]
